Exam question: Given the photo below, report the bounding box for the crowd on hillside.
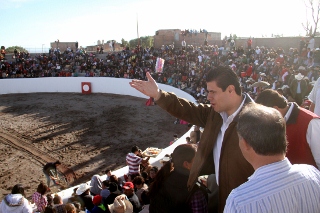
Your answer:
[1,39,320,105]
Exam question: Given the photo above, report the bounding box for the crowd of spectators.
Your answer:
[1,40,319,106]
[0,164,157,213]
[1,38,320,212]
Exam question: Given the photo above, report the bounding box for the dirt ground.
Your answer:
[0,93,188,200]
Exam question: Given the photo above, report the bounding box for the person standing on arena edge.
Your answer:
[129,66,255,212]
[126,146,150,180]
[43,160,61,187]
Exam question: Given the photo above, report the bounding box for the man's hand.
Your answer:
[142,157,150,164]
[50,176,58,180]
[129,72,161,101]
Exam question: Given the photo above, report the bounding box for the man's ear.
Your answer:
[227,85,235,94]
[242,138,252,151]
[183,161,192,170]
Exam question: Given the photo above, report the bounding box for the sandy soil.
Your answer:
[0,93,188,200]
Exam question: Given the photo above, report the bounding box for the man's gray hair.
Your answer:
[237,103,287,155]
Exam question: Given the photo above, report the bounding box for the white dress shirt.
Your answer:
[213,96,246,184]
[224,158,320,213]
[308,77,320,116]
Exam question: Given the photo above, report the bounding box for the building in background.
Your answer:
[153,29,221,48]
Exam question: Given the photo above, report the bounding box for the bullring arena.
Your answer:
[0,77,195,202]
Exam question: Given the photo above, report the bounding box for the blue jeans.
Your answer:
[43,171,58,187]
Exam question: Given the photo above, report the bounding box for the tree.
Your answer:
[128,36,154,49]
[5,46,28,53]
[232,34,237,40]
[302,0,320,36]
[121,38,129,48]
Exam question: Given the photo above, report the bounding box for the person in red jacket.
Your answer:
[256,89,320,169]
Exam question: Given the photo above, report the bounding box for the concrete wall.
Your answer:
[49,42,122,52]
[234,37,320,52]
[0,77,196,203]
[154,29,221,48]
[50,42,77,51]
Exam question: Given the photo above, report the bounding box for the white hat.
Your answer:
[246,78,255,83]
[298,66,306,71]
[259,72,266,77]
[108,195,133,213]
[76,183,92,195]
[160,156,171,164]
[295,73,304,81]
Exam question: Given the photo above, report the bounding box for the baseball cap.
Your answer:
[92,195,102,205]
[122,182,134,190]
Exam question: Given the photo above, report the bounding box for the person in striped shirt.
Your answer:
[224,103,320,213]
[126,146,150,179]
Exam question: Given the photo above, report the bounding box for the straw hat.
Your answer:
[108,195,133,213]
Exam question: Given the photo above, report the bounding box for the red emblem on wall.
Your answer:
[81,82,91,94]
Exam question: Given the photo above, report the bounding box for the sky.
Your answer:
[0,0,311,51]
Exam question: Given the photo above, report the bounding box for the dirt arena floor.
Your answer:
[0,93,188,200]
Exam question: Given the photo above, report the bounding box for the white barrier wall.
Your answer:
[0,77,197,203]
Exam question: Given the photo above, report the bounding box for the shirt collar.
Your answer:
[284,103,294,122]
[219,95,246,124]
[248,158,290,181]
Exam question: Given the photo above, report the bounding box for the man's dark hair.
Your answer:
[148,144,196,198]
[72,201,82,210]
[256,89,287,108]
[102,180,109,187]
[105,169,111,174]
[133,176,145,185]
[206,66,241,96]
[54,160,61,165]
[150,166,159,173]
[11,184,26,197]
[131,146,139,153]
[53,194,62,204]
[36,182,49,195]
[237,103,287,155]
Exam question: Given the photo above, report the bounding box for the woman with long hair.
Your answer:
[148,144,208,213]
